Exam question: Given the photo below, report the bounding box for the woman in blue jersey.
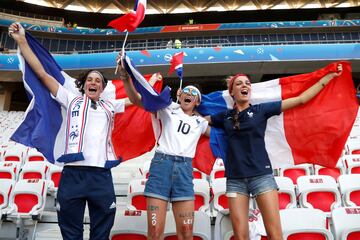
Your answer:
[9,22,132,240]
[207,68,342,240]
[117,61,210,240]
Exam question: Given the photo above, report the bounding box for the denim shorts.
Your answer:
[144,152,194,202]
[226,174,278,198]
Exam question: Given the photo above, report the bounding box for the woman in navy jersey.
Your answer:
[207,68,342,240]
[117,62,210,240]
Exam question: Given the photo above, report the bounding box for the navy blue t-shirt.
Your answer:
[211,101,282,178]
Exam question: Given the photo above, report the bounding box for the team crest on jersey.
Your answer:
[247,111,254,118]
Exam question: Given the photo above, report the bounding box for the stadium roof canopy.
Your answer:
[17,0,358,14]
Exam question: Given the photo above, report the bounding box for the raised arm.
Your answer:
[9,23,59,96]
[281,64,342,112]
[116,58,143,108]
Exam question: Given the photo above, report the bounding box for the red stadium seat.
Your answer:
[280,164,312,184]
[112,234,146,240]
[127,179,147,211]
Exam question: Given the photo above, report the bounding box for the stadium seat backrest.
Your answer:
[193,179,210,213]
[127,179,147,210]
[209,167,225,187]
[280,208,333,240]
[25,148,45,162]
[280,164,312,184]
[8,179,47,216]
[193,168,206,179]
[297,175,341,213]
[338,174,360,207]
[342,154,360,174]
[110,209,147,239]
[18,161,49,180]
[275,176,297,209]
[332,207,360,240]
[212,178,228,214]
[3,146,24,163]
[48,164,63,189]
[0,179,15,210]
[314,164,344,182]
[345,136,360,155]
[0,161,20,180]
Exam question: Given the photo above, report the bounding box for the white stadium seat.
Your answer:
[297,175,341,214]
[279,163,313,184]
[0,179,15,219]
[0,161,20,180]
[25,148,46,162]
[18,161,49,180]
[275,176,297,209]
[126,179,147,211]
[5,179,48,220]
[280,208,333,240]
[211,178,228,216]
[110,209,147,240]
[342,154,360,174]
[193,179,211,214]
[338,174,360,207]
[332,207,360,240]
[47,164,63,194]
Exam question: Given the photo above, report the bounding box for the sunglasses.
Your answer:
[233,111,240,130]
[182,87,199,97]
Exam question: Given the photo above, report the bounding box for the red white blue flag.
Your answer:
[168,51,184,79]
[108,0,146,32]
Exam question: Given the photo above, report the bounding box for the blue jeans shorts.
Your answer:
[144,152,194,202]
[226,174,278,198]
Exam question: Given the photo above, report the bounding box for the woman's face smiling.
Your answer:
[84,71,104,101]
[231,75,251,103]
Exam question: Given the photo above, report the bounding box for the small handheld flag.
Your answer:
[108,0,146,33]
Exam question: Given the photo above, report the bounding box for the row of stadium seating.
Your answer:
[0,108,359,239]
[1,162,360,239]
[1,30,359,53]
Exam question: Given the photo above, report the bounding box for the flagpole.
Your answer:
[115,30,129,74]
[176,77,183,104]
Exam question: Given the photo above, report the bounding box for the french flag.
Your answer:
[168,51,184,79]
[198,61,359,169]
[11,32,160,164]
[108,0,147,32]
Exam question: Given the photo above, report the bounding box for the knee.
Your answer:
[147,227,164,240]
[177,226,193,240]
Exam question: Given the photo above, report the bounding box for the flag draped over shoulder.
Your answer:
[108,0,146,32]
[11,32,161,164]
[122,53,216,174]
[198,61,358,169]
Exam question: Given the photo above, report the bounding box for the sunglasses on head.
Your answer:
[182,87,199,97]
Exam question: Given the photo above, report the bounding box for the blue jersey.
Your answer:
[211,101,281,178]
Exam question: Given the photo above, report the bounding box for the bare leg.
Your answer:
[256,190,283,240]
[172,200,194,240]
[228,194,250,240]
[146,197,168,240]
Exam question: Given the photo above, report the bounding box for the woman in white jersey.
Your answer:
[118,62,210,240]
[9,22,131,240]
